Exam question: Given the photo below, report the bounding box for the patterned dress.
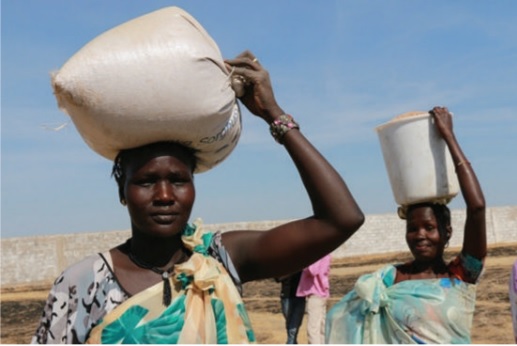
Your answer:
[326,253,483,344]
[32,220,255,344]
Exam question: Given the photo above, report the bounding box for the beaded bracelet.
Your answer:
[269,114,300,144]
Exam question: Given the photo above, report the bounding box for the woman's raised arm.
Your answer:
[221,51,364,282]
[430,106,486,260]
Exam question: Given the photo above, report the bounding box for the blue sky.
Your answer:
[2,0,516,238]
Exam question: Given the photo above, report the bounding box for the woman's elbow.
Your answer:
[467,202,486,218]
[468,195,486,215]
[335,209,365,235]
[352,211,366,231]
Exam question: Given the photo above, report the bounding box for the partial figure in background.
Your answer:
[296,254,331,344]
[277,272,306,344]
[326,106,487,344]
[510,259,517,343]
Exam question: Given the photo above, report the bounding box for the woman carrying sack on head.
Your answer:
[32,48,365,344]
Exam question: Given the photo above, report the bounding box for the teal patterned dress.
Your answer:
[326,253,483,344]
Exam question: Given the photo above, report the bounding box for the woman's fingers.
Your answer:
[226,52,261,95]
[225,51,261,71]
[430,106,454,136]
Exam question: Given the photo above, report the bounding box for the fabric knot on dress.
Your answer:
[355,270,388,314]
[174,220,222,293]
[174,253,222,292]
[181,219,212,256]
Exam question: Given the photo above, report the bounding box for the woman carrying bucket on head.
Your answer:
[326,106,486,344]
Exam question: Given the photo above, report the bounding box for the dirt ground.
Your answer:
[1,243,515,344]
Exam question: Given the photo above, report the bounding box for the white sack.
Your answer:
[51,6,241,173]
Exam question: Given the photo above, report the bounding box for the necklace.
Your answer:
[128,250,175,306]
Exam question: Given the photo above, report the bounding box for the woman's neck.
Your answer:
[128,232,187,268]
[410,258,448,274]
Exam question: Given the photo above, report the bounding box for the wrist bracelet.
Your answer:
[455,160,471,171]
[456,160,470,167]
[270,114,300,144]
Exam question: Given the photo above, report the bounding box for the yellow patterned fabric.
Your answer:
[86,220,255,344]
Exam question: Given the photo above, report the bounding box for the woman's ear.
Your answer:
[118,185,126,206]
[446,225,453,241]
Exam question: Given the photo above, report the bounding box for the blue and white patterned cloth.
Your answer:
[326,254,483,344]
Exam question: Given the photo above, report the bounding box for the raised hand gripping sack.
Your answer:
[51,6,241,173]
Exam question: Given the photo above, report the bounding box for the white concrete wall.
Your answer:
[1,206,516,288]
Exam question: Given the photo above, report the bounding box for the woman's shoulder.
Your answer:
[54,252,113,288]
[49,250,127,315]
[448,252,484,284]
[207,230,243,294]
[33,251,125,344]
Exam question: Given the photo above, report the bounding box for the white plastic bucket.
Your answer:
[375,111,459,206]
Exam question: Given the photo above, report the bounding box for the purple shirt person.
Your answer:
[511,259,517,343]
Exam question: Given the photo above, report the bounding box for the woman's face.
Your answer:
[405,206,447,262]
[122,144,196,238]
